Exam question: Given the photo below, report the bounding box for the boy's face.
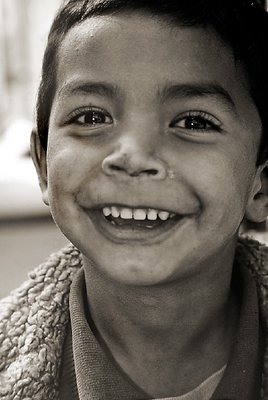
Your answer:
[38,13,264,285]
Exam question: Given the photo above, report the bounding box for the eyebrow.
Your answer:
[59,81,122,101]
[59,80,238,116]
[159,82,238,115]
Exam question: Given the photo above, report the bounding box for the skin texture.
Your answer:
[32,13,268,397]
[41,14,265,286]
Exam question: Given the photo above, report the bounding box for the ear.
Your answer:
[245,163,268,223]
[30,128,49,206]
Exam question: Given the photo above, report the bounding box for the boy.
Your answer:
[1,0,268,398]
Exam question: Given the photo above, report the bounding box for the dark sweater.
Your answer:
[59,254,263,399]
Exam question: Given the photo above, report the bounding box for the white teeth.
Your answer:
[102,206,173,221]
[103,207,112,217]
[147,209,158,220]
[120,208,133,219]
[158,211,169,221]
[133,209,146,220]
[111,206,120,218]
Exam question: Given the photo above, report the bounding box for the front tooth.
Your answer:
[120,208,133,219]
[103,207,112,217]
[133,209,146,220]
[111,206,120,218]
[147,209,158,220]
[158,211,170,221]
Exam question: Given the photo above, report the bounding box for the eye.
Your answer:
[68,107,113,127]
[170,111,221,132]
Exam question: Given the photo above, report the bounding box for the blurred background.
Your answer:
[0,0,268,298]
[0,0,67,297]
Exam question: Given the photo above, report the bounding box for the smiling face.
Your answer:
[36,13,265,285]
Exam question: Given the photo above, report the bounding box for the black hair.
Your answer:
[37,0,268,164]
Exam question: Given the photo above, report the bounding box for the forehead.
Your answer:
[57,13,234,85]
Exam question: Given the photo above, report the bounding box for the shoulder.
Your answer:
[236,235,268,315]
[0,243,82,399]
[237,235,268,275]
[236,235,268,305]
[0,243,82,326]
[237,236,268,398]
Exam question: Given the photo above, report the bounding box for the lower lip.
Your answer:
[84,209,191,244]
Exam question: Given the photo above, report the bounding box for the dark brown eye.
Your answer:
[170,111,221,133]
[182,116,212,130]
[76,110,112,126]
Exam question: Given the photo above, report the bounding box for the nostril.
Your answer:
[110,165,124,172]
[145,169,158,176]
[129,168,159,177]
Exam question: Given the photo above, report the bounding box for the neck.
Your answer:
[83,255,239,397]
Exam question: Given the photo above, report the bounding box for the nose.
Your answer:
[102,139,167,179]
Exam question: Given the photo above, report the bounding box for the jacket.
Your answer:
[0,237,268,400]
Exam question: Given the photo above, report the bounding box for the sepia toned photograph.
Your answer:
[0,1,268,399]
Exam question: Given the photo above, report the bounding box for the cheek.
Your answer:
[46,140,103,195]
[173,147,255,219]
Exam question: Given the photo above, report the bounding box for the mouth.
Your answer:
[84,205,191,243]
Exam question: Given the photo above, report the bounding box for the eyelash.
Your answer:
[67,107,113,127]
[170,111,222,132]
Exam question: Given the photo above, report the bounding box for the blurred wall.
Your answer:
[0,0,67,298]
[0,0,62,134]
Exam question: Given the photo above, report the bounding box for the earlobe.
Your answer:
[245,164,268,223]
[30,128,49,206]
